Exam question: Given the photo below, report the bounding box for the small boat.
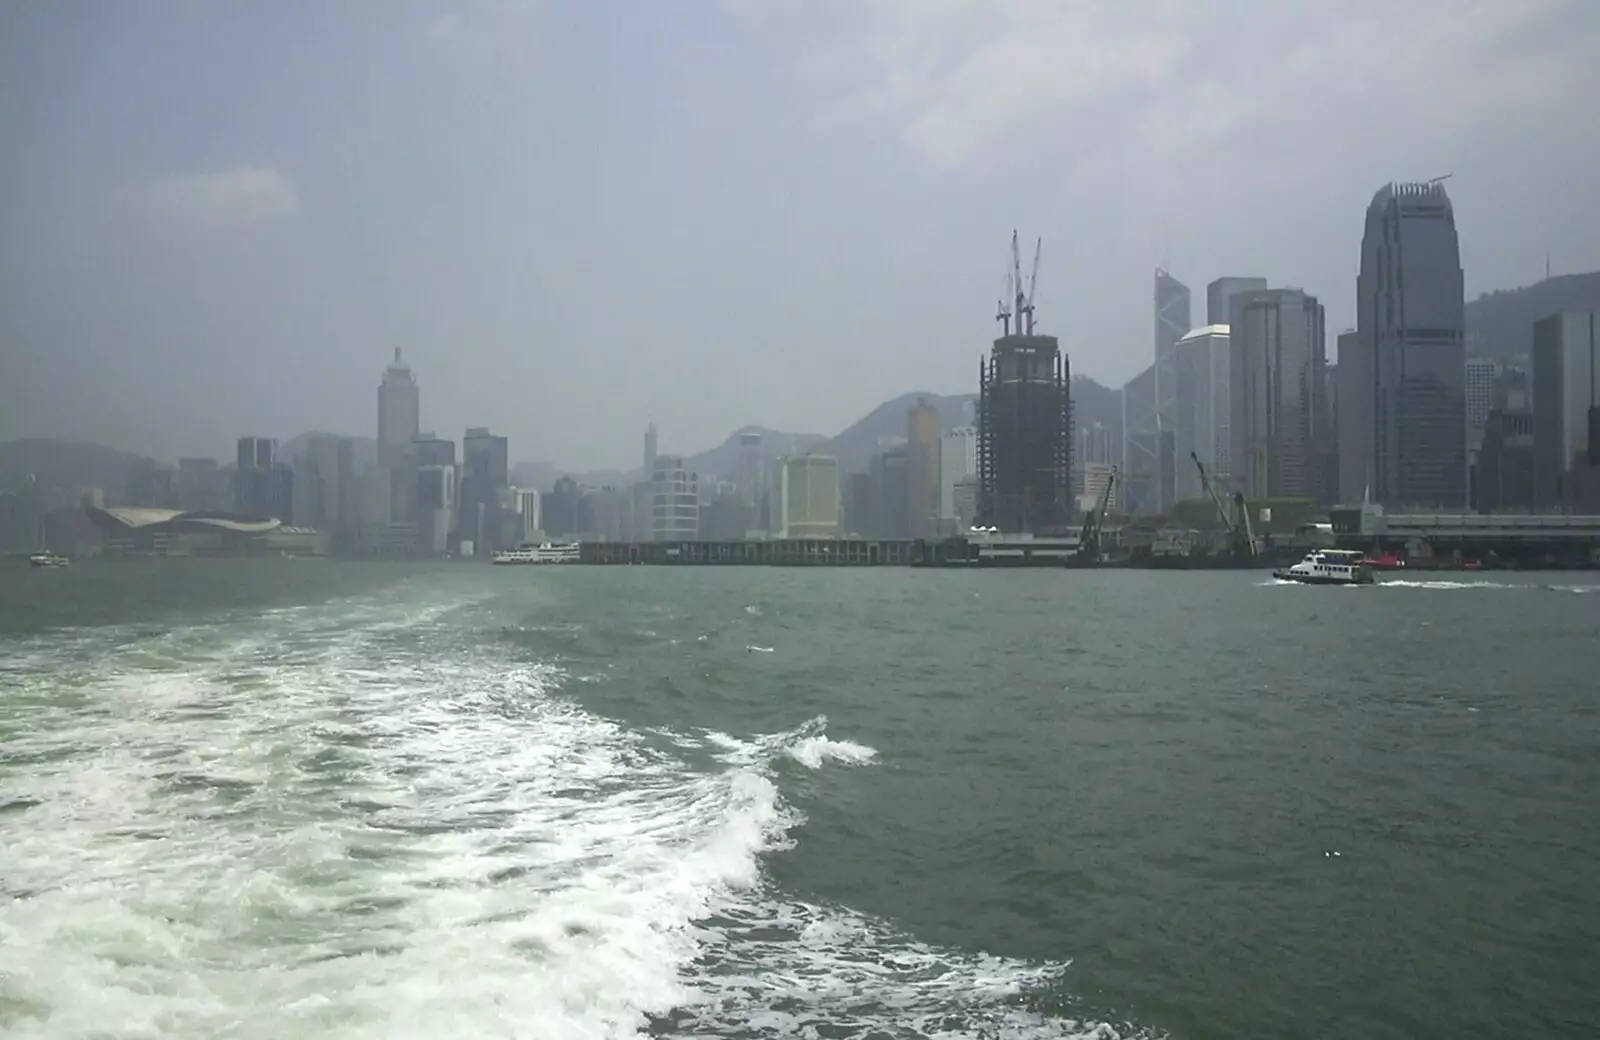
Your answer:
[1362,551,1406,571]
[29,551,70,568]
[491,542,581,565]
[1272,549,1373,586]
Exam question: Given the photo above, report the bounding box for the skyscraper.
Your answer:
[1531,310,1599,508]
[377,348,420,464]
[977,232,1074,532]
[1230,289,1330,503]
[905,397,940,538]
[1206,277,1268,326]
[1173,324,1231,500]
[978,334,1073,531]
[1123,269,1190,514]
[1351,180,1468,507]
[460,427,509,555]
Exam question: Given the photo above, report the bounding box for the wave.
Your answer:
[0,587,1125,1040]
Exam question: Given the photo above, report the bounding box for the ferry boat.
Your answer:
[28,551,70,568]
[491,542,581,565]
[1272,548,1374,586]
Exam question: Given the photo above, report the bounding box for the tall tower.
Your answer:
[644,422,658,477]
[1351,179,1467,507]
[377,348,420,465]
[977,231,1073,533]
[905,397,940,538]
[1206,276,1267,327]
[1229,289,1330,503]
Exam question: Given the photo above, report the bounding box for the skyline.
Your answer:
[4,0,1600,471]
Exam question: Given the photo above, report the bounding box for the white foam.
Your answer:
[0,589,1121,1040]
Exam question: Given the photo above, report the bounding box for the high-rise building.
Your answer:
[1173,324,1231,501]
[1077,422,1114,468]
[291,434,355,531]
[651,454,699,540]
[460,427,510,555]
[1206,277,1268,327]
[514,488,542,543]
[1531,309,1599,508]
[1121,269,1191,516]
[737,430,763,518]
[1230,289,1330,503]
[871,445,910,538]
[939,425,977,520]
[1351,180,1468,507]
[416,464,456,554]
[176,457,228,512]
[1465,359,1500,444]
[234,436,292,519]
[1336,329,1367,501]
[906,397,941,538]
[377,348,420,464]
[643,422,658,477]
[978,242,1074,533]
[1477,368,1535,512]
[779,454,840,538]
[413,433,455,468]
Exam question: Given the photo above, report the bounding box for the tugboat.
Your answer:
[1273,549,1374,586]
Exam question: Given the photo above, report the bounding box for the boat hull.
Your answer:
[1271,568,1373,586]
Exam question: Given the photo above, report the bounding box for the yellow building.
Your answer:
[779,454,841,538]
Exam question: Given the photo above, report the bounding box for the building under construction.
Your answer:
[977,231,1075,533]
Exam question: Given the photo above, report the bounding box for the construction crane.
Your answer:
[1072,467,1117,565]
[995,268,1013,336]
[995,229,1044,336]
[1426,173,1453,184]
[1191,452,1257,559]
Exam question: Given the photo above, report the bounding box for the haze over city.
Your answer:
[4,0,1600,471]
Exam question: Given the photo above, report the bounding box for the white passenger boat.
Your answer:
[28,551,70,568]
[1272,548,1374,586]
[491,542,581,565]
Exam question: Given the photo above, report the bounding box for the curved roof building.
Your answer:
[86,506,282,537]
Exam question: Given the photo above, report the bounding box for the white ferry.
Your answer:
[28,551,70,569]
[491,542,581,565]
[1272,548,1374,586]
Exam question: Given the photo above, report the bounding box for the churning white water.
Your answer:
[0,587,1109,1039]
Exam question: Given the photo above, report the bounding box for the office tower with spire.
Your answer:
[378,348,420,463]
[977,231,1073,533]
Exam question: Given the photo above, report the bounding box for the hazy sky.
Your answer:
[4,0,1600,472]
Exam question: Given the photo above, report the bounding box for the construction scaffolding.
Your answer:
[977,231,1074,534]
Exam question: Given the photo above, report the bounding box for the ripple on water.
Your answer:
[0,587,1135,1040]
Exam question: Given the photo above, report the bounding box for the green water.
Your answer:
[2,560,1597,1038]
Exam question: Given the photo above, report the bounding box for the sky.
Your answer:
[3,0,1600,473]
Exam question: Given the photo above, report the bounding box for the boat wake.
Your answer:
[0,589,1128,1039]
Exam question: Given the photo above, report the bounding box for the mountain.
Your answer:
[563,374,1125,485]
[1465,271,1600,361]
[818,392,969,473]
[0,439,159,499]
[280,431,378,471]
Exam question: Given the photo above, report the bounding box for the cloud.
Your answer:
[128,167,300,234]
[420,0,539,64]
[728,0,1600,170]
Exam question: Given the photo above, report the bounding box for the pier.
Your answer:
[574,534,1083,567]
